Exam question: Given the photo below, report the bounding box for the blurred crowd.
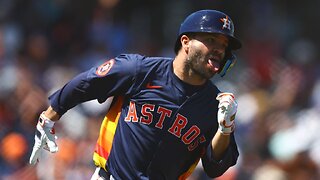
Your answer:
[1,0,320,180]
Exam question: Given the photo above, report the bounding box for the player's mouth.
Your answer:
[207,57,221,73]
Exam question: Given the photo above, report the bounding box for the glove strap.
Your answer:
[39,112,55,128]
[219,124,235,135]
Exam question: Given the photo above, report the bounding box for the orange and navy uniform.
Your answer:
[49,54,239,179]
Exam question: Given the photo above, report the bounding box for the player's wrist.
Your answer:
[218,124,234,135]
[39,112,55,128]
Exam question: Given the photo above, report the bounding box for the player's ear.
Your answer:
[180,35,190,53]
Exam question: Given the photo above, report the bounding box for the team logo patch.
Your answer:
[220,16,231,30]
[96,59,115,76]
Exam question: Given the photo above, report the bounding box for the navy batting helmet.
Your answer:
[174,10,242,77]
[174,10,242,53]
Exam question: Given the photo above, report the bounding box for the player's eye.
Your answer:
[205,37,227,49]
[206,37,216,44]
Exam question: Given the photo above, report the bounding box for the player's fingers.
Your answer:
[47,141,58,153]
[29,129,44,165]
[216,92,235,101]
[218,101,229,108]
[219,96,237,109]
[43,144,50,151]
[222,118,235,128]
[29,146,41,165]
[46,135,58,153]
[217,96,235,108]
[218,106,228,119]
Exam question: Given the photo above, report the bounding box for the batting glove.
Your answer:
[216,93,237,135]
[29,112,58,165]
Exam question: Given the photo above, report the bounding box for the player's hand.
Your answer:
[216,93,237,135]
[29,112,58,165]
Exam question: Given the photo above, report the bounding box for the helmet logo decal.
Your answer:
[220,16,231,30]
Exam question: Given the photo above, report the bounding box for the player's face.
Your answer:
[186,33,228,79]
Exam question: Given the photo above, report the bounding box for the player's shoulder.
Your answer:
[118,53,171,61]
[117,53,172,68]
[116,53,145,61]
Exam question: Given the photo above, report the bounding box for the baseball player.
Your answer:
[29,10,242,179]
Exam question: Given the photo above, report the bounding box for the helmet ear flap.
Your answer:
[219,52,236,77]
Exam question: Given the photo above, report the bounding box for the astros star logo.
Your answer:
[220,16,231,30]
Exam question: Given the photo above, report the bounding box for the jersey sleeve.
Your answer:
[201,133,239,178]
[49,54,143,116]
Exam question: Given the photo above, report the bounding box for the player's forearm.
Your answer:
[44,106,61,121]
[211,131,230,161]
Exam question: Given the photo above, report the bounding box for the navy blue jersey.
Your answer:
[49,54,239,179]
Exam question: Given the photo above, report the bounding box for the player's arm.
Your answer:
[210,92,237,160]
[29,69,107,165]
[29,54,141,165]
[201,93,239,178]
[202,133,238,178]
[43,106,60,121]
[211,131,231,160]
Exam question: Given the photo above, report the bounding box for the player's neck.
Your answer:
[173,54,207,86]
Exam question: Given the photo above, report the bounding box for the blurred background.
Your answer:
[0,0,320,179]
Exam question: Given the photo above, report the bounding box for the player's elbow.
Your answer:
[202,157,237,178]
[203,166,228,178]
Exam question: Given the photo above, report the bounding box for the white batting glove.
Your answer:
[29,112,58,165]
[216,93,237,135]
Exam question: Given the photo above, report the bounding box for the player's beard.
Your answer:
[185,49,216,80]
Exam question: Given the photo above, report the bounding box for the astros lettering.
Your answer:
[125,101,207,151]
